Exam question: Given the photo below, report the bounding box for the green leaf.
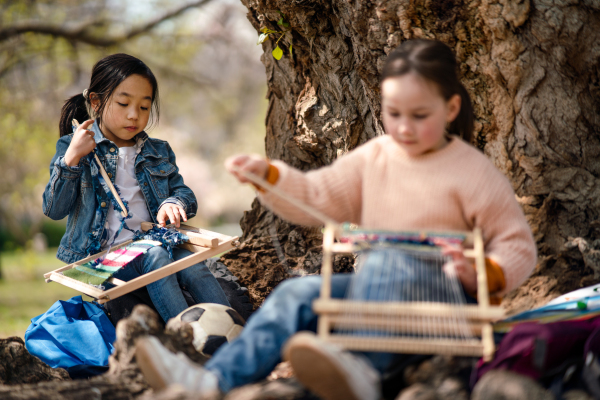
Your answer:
[272,45,283,60]
[277,17,284,25]
[257,33,269,45]
[260,26,269,33]
[282,22,290,28]
[289,43,293,55]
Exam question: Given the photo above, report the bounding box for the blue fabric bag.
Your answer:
[24,295,116,369]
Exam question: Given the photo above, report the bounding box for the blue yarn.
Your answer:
[133,225,188,260]
[86,149,136,256]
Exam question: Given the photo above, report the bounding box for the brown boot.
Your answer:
[283,332,381,400]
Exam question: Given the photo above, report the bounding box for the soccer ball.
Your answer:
[171,303,245,357]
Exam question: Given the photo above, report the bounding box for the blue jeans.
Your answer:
[112,247,230,323]
[205,248,476,392]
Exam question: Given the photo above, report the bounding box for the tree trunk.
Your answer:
[224,0,600,312]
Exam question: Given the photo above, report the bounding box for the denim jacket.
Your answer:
[42,121,197,264]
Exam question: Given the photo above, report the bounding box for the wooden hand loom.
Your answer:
[44,222,239,304]
[313,224,504,362]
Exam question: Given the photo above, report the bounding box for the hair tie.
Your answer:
[83,89,89,99]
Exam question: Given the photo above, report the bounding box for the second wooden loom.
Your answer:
[314,224,503,361]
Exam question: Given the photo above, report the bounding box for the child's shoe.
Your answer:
[283,331,381,400]
[135,336,220,396]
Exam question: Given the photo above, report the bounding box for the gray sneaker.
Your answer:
[283,332,381,400]
[135,336,220,396]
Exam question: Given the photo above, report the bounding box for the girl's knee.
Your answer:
[271,276,322,302]
[141,246,171,272]
[171,247,193,261]
[177,260,211,280]
[148,246,170,259]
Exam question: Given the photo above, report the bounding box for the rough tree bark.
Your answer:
[222,0,600,313]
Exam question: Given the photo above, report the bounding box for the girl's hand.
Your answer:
[442,243,478,294]
[64,119,96,167]
[157,203,187,228]
[225,154,269,184]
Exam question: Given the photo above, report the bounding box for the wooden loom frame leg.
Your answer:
[482,323,494,362]
[474,228,489,308]
[474,228,496,361]
[317,223,336,339]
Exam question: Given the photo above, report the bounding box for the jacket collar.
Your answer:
[90,120,109,145]
[137,133,161,161]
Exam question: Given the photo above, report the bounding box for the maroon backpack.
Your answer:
[472,317,600,398]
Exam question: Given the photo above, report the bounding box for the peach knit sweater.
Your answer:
[259,135,536,296]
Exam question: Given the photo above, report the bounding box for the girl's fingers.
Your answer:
[78,120,95,137]
[87,137,96,154]
[157,210,166,227]
[225,155,247,170]
[78,120,94,131]
[236,164,252,182]
[225,154,268,184]
[225,158,241,179]
[166,206,178,227]
[443,261,457,276]
[442,248,460,258]
[178,207,187,222]
[442,244,466,262]
[81,119,95,129]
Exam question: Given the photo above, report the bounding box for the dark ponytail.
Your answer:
[381,39,474,143]
[59,94,90,137]
[58,53,160,137]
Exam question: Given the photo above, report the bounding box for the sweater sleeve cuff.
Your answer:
[467,258,507,304]
[485,258,507,295]
[253,163,279,192]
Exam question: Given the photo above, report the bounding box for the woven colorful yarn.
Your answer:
[338,225,466,248]
[63,239,161,288]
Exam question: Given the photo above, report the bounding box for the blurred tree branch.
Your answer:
[0,0,213,46]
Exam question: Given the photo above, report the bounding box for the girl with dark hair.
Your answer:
[134,40,536,399]
[379,38,474,143]
[43,53,230,323]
